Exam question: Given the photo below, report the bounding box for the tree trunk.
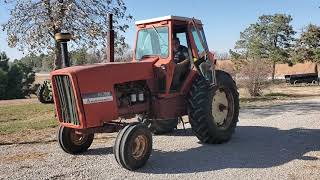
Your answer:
[54,40,62,70]
[272,61,276,83]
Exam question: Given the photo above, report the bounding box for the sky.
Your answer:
[0,0,320,60]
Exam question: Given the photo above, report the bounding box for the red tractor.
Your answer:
[51,15,239,170]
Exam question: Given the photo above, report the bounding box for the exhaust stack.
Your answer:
[107,14,115,63]
[55,33,72,68]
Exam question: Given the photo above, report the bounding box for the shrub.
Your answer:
[6,64,24,99]
[0,52,35,100]
[16,61,35,97]
[0,69,8,99]
[238,59,272,97]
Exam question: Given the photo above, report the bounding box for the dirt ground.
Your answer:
[0,81,320,179]
[0,98,319,179]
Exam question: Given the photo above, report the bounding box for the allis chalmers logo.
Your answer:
[82,91,113,104]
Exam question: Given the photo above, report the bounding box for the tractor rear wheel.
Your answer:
[188,70,239,144]
[149,118,179,134]
[58,125,94,154]
[113,123,152,170]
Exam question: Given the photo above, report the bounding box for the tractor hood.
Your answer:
[50,58,157,128]
[51,58,157,92]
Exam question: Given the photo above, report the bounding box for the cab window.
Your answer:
[176,32,188,47]
[135,26,169,60]
[191,27,206,56]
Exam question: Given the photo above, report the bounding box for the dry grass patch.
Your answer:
[0,102,58,144]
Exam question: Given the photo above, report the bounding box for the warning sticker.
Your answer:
[82,91,113,104]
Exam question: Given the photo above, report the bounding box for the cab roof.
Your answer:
[135,15,202,25]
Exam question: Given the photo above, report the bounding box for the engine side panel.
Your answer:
[77,62,154,128]
[52,61,155,128]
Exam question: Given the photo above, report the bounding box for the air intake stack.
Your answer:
[107,14,115,62]
[55,33,72,68]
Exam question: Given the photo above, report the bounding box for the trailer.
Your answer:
[275,62,319,86]
[285,73,319,86]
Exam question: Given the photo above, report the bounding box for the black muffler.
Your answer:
[55,33,72,68]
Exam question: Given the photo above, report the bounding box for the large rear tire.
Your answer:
[113,123,152,170]
[58,125,94,154]
[188,70,239,144]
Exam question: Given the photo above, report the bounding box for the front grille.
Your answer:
[53,75,80,125]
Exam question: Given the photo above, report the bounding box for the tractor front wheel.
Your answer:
[188,70,239,144]
[113,123,152,170]
[58,125,94,154]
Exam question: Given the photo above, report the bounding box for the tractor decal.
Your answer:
[82,91,114,104]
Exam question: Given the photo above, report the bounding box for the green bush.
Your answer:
[6,64,24,99]
[0,51,35,100]
[15,61,35,97]
[0,69,8,99]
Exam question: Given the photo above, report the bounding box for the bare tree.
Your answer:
[213,51,230,60]
[2,0,132,69]
[238,59,272,97]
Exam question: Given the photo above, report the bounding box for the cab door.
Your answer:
[188,20,216,85]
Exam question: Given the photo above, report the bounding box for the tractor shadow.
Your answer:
[83,147,113,155]
[140,126,320,174]
[161,128,194,137]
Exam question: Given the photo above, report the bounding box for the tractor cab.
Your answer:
[134,16,215,94]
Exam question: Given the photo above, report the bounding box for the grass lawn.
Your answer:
[0,103,57,135]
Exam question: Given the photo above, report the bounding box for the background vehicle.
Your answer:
[51,15,239,170]
[276,62,319,86]
[285,73,319,86]
[36,80,53,104]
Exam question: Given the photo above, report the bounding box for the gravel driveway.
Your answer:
[1,98,320,180]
